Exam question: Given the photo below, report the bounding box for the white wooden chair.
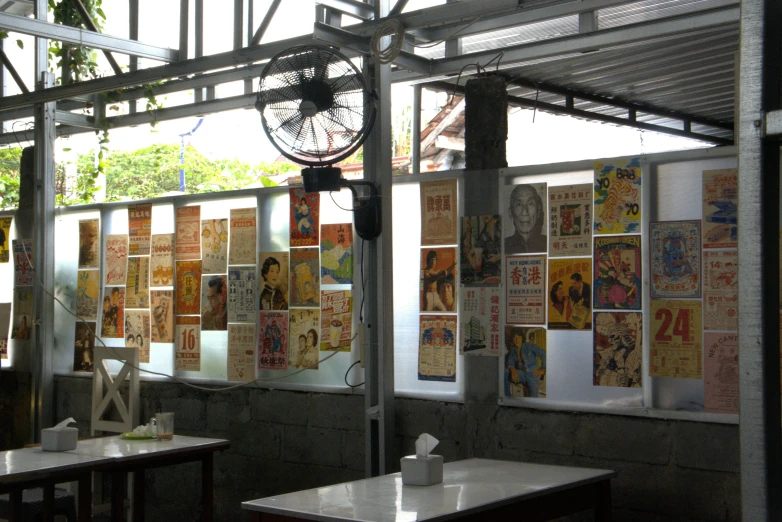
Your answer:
[91,346,140,435]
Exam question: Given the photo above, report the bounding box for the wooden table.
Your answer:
[242,458,616,522]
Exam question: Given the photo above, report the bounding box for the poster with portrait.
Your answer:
[76,270,100,320]
[228,323,256,382]
[125,257,150,309]
[650,220,701,299]
[175,315,200,371]
[420,179,458,246]
[150,290,174,343]
[0,303,8,359]
[101,287,125,339]
[320,290,352,351]
[460,287,500,356]
[128,203,152,256]
[175,205,201,260]
[229,208,257,265]
[418,315,457,382]
[150,234,175,287]
[105,234,129,286]
[321,223,353,284]
[78,218,100,268]
[503,326,546,398]
[547,258,592,330]
[593,312,642,388]
[259,252,289,311]
[503,183,547,255]
[13,239,33,287]
[704,332,738,414]
[703,169,738,249]
[72,322,96,372]
[228,267,256,323]
[290,187,319,247]
[420,247,457,312]
[594,158,642,234]
[289,308,320,370]
[549,184,592,257]
[259,311,288,371]
[290,248,320,307]
[0,217,11,263]
[124,310,151,363]
[460,215,501,286]
[505,255,546,325]
[201,218,228,274]
[593,235,642,310]
[11,289,32,340]
[703,250,738,331]
[650,300,702,379]
[201,275,227,331]
[175,261,202,315]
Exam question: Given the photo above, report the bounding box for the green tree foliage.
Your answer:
[0,147,22,210]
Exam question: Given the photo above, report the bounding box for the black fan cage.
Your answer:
[257,45,373,167]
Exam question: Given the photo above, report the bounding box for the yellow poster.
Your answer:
[650,300,702,379]
[547,257,592,330]
[0,217,12,263]
[594,158,642,234]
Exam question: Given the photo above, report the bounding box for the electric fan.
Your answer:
[255,44,381,240]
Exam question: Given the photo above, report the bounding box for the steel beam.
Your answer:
[250,0,282,46]
[129,0,139,113]
[317,0,374,20]
[388,0,408,17]
[72,0,123,75]
[0,46,28,93]
[179,0,189,60]
[52,110,96,128]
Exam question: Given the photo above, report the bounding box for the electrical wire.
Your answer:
[360,238,366,324]
[344,359,364,388]
[369,16,484,63]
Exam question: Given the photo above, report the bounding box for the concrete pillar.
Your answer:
[464,76,508,171]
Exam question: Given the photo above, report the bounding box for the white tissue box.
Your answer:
[401,454,443,486]
[41,427,78,452]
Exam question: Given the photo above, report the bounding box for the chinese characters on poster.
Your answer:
[11,289,32,340]
[290,248,320,307]
[101,287,125,338]
[703,250,738,331]
[289,309,320,369]
[260,252,289,310]
[259,311,288,370]
[78,219,99,268]
[229,208,257,265]
[418,315,457,382]
[593,312,642,387]
[547,258,591,330]
[420,247,457,312]
[593,235,642,310]
[150,234,175,286]
[105,234,129,285]
[320,290,352,351]
[548,184,592,257]
[175,261,202,315]
[124,310,151,363]
[503,326,546,398]
[504,183,547,254]
[73,322,95,372]
[201,218,228,274]
[702,169,737,248]
[505,255,546,325]
[128,203,152,256]
[201,275,227,331]
[420,180,458,246]
[594,158,642,234]
[460,215,501,285]
[150,290,174,343]
[77,270,100,320]
[650,300,702,379]
[175,315,201,371]
[650,220,701,299]
[13,239,33,287]
[460,287,500,356]
[125,257,150,308]
[290,188,319,247]
[0,217,11,263]
[228,323,256,382]
[175,206,201,260]
[704,332,738,414]
[321,223,353,284]
[228,267,256,323]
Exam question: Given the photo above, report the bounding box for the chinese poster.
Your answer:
[650,300,702,379]
[702,168,738,249]
[229,208,257,265]
[13,239,33,287]
[175,315,201,371]
[0,303,8,358]
[11,289,32,340]
[289,308,320,369]
[128,203,152,256]
[593,312,643,387]
[78,218,100,268]
[105,234,129,286]
[150,234,175,286]
[460,215,501,286]
[290,187,319,247]
[175,261,202,315]
[101,287,125,339]
[228,267,256,323]
[259,251,289,311]
[548,184,592,257]
[320,290,352,351]
[76,270,100,321]
[547,257,592,330]
[704,332,738,414]
[420,179,458,246]
[460,287,500,356]
[593,235,642,310]
[703,250,738,331]
[504,183,547,255]
[650,220,701,299]
[505,255,546,325]
[290,248,320,307]
[72,322,96,372]
[201,218,228,274]
[418,315,457,382]
[150,289,174,343]
[259,311,288,371]
[420,247,457,312]
[124,310,151,363]
[228,323,256,382]
[594,158,642,234]
[201,275,227,331]
[321,223,353,284]
[175,205,201,260]
[125,257,150,308]
[503,326,546,398]
[0,217,11,263]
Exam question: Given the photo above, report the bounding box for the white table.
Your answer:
[242,458,616,522]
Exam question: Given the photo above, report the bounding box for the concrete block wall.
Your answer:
[0,370,31,451]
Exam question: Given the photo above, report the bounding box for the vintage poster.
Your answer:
[0,217,11,263]
[259,311,288,371]
[650,300,703,379]
[704,332,739,414]
[150,234,175,287]
[72,322,96,372]
[78,218,100,268]
[460,287,501,356]
[175,261,202,315]
[0,303,8,359]
[150,290,174,343]
[128,203,152,256]
[702,168,738,249]
[290,248,320,307]
[321,223,353,284]
[228,267,256,323]
[650,220,701,299]
[125,257,150,309]
[593,235,642,310]
[420,247,457,312]
[259,251,289,311]
[548,257,592,330]
[125,310,151,363]
[175,315,201,371]
[201,218,228,274]
[503,183,547,255]
[105,234,129,286]
[229,208,257,265]
[320,290,352,351]
[460,215,501,286]
[101,287,125,339]
[13,239,33,287]
[593,158,642,234]
[420,179,458,246]
[703,250,738,331]
[418,315,457,382]
[505,255,546,325]
[175,205,201,260]
[593,312,643,388]
[228,323,256,382]
[290,187,319,247]
[10,289,32,340]
[76,270,100,321]
[549,184,592,257]
[289,308,320,369]
[201,275,227,331]
[503,326,546,398]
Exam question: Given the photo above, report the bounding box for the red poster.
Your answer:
[290,188,319,247]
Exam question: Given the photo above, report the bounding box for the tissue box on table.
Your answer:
[401,433,443,485]
[41,417,78,451]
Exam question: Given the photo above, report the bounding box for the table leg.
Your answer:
[112,470,127,522]
[595,479,613,522]
[9,488,22,522]
[43,483,54,522]
[78,473,92,522]
[201,454,214,522]
[133,469,145,522]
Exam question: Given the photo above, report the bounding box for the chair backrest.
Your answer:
[91,347,140,436]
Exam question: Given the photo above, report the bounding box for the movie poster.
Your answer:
[0,217,11,263]
[503,326,546,398]
[0,303,8,358]
[593,235,642,310]
[72,322,96,372]
[150,290,174,343]
[594,158,642,234]
[201,218,228,274]
[650,220,701,299]
[418,315,457,382]
[229,208,257,265]
[704,332,739,414]
[290,248,320,307]
[420,179,458,246]
[10,290,31,340]
[228,323,256,382]
[460,215,501,285]
[549,184,592,257]
[548,258,592,330]
[128,203,152,256]
[76,270,100,320]
[703,168,738,249]
[13,239,33,287]
[259,311,288,371]
[101,287,125,339]
[175,261,202,315]
[289,308,320,369]
[125,257,150,309]
[259,251,289,311]
[420,247,457,312]
[175,315,200,371]
[150,234,175,287]
[460,287,500,356]
[125,310,151,363]
[503,183,547,255]
[703,250,738,331]
[290,187,319,247]
[228,267,256,323]
[175,205,201,260]
[201,275,227,331]
[505,255,546,325]
[650,300,702,379]
[593,312,643,387]
[321,223,353,284]
[78,218,100,268]
[320,290,352,351]
[105,234,129,286]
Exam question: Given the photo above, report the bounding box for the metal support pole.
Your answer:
[72,0,123,75]
[0,48,28,94]
[250,0,282,46]
[444,0,461,57]
[411,84,421,175]
[129,0,139,114]
[194,0,204,103]
[244,0,253,94]
[233,0,243,50]
[179,0,189,61]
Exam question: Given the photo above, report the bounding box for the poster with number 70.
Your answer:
[650,300,702,379]
[175,316,201,371]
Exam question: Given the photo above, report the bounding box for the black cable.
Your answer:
[329,191,354,212]
[344,359,364,388]
[360,238,366,323]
